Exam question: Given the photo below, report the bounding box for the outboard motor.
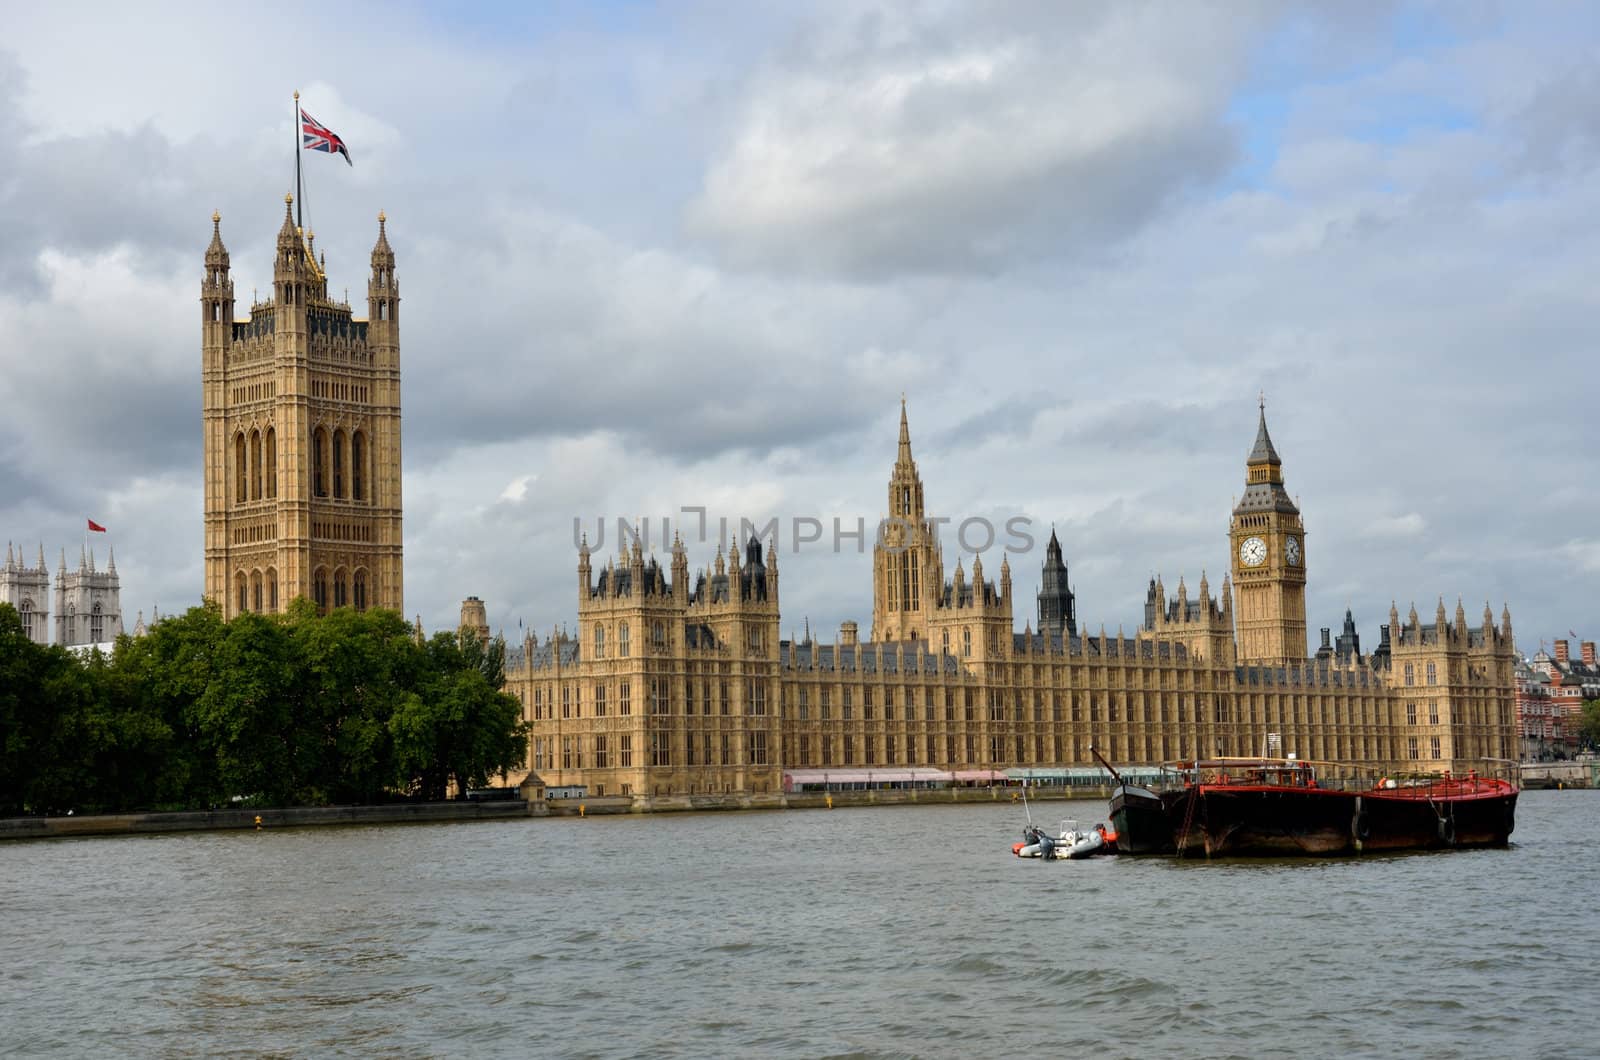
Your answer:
[1037,833,1057,860]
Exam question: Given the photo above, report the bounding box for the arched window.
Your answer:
[19,598,34,640]
[237,571,249,613]
[594,623,605,659]
[963,628,972,657]
[351,431,365,501]
[91,602,103,642]
[266,568,279,611]
[333,429,345,499]
[313,568,328,613]
[313,428,328,497]
[1404,663,1415,687]
[1426,661,1437,686]
[265,427,277,498]
[235,433,247,503]
[652,621,666,648]
[618,622,630,658]
[333,568,348,609]
[251,570,263,613]
[352,569,367,611]
[250,429,263,500]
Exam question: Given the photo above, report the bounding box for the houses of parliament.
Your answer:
[199,199,1517,798]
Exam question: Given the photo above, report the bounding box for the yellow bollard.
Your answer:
[579,803,586,817]
[254,815,262,831]
[826,794,833,809]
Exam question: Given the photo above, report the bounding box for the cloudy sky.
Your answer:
[2,1,1596,655]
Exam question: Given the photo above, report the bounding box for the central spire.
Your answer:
[897,395,914,468]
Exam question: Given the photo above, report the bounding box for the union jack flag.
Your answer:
[301,108,352,166]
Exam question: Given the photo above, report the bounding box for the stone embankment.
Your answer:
[1,785,1106,839]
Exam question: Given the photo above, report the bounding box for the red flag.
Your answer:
[87,519,107,533]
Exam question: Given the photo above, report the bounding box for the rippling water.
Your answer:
[3,792,1597,1058]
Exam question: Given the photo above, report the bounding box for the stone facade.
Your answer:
[0,542,123,647]
[201,199,404,619]
[500,403,1517,796]
[1,543,51,645]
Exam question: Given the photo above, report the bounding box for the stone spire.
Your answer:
[1249,392,1282,466]
[897,396,914,469]
[205,210,229,267]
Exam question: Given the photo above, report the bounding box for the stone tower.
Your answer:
[1036,528,1076,640]
[1228,399,1307,663]
[54,546,123,646]
[202,200,404,618]
[1,543,50,645]
[870,400,946,643]
[460,595,490,642]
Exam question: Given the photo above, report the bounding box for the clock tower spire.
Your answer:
[1228,396,1307,663]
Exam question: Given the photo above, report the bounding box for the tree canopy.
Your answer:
[0,601,527,816]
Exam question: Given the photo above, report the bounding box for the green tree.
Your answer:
[391,631,527,800]
[1580,699,1600,751]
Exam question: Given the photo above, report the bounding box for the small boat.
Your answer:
[1012,819,1112,860]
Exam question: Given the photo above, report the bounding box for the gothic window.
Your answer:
[235,433,247,503]
[594,684,607,717]
[250,429,263,500]
[352,569,366,611]
[963,629,972,657]
[237,571,248,613]
[90,602,103,643]
[313,568,328,613]
[351,431,364,501]
[1404,663,1414,687]
[942,630,950,655]
[267,568,279,611]
[619,679,631,715]
[333,429,346,499]
[251,570,263,612]
[652,621,666,649]
[618,622,630,658]
[593,623,605,659]
[18,598,33,640]
[1431,736,1442,759]
[313,428,329,498]
[265,427,277,499]
[1426,662,1437,686]
[333,568,348,608]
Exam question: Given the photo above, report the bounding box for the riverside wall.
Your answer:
[0,785,1109,840]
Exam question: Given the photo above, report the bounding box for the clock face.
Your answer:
[1286,536,1301,567]
[1240,536,1267,567]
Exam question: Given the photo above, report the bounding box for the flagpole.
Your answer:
[294,90,304,232]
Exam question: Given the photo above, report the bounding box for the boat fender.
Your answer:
[1351,797,1370,841]
[1437,817,1456,846]
[1504,805,1515,837]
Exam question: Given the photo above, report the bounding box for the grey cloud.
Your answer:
[684,5,1271,279]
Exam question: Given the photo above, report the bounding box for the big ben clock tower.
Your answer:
[1229,398,1307,663]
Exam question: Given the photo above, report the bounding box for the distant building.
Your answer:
[1520,639,1599,757]
[1,541,124,648]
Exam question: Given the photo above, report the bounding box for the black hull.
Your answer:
[1109,784,1175,855]
[1163,787,1517,857]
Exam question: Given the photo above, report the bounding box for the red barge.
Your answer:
[1096,749,1517,857]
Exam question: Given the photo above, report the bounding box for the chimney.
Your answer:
[1583,641,1596,666]
[839,621,859,647]
[1555,640,1570,666]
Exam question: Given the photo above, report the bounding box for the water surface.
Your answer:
[3,792,1595,1058]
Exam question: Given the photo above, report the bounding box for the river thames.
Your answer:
[3,791,1595,1058]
